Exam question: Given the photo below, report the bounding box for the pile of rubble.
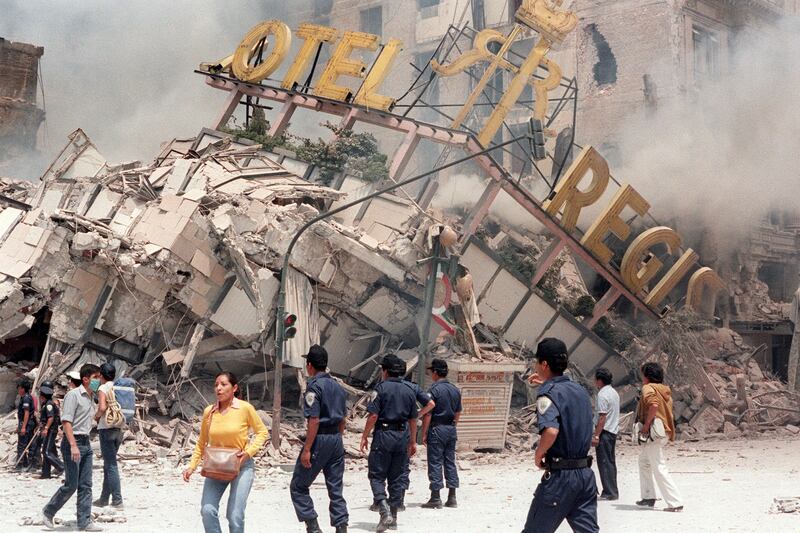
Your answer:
[627,313,800,440]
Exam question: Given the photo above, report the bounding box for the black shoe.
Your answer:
[421,489,443,509]
[388,507,398,530]
[92,498,108,508]
[370,501,379,512]
[445,488,457,508]
[304,518,323,533]
[335,526,347,533]
[397,490,406,512]
[636,499,656,507]
[376,500,394,532]
[664,506,684,512]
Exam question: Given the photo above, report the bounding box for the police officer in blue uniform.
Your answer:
[369,360,435,513]
[360,354,419,532]
[421,358,462,509]
[38,383,64,479]
[522,338,598,533]
[16,379,37,470]
[290,345,349,533]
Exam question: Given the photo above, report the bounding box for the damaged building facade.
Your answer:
[0,37,44,169]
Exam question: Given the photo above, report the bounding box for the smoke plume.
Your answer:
[0,0,294,176]
[612,19,800,251]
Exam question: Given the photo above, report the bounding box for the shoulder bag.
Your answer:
[200,408,241,482]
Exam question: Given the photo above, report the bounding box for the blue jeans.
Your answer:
[98,428,123,505]
[201,458,255,533]
[43,435,93,529]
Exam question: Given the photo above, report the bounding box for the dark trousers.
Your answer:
[368,430,408,508]
[427,425,459,490]
[522,468,598,533]
[30,432,43,467]
[290,433,349,527]
[596,430,618,498]
[16,427,32,467]
[44,435,93,529]
[41,428,64,477]
[98,428,124,505]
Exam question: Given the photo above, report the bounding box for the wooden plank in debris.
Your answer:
[180,324,208,378]
[453,304,481,359]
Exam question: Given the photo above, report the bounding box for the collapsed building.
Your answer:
[1,1,799,466]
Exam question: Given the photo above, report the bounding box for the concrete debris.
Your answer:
[0,124,796,466]
[770,497,800,514]
[627,313,800,440]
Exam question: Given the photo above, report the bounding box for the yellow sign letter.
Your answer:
[354,38,403,111]
[232,20,292,83]
[543,146,610,232]
[581,184,650,265]
[315,31,380,102]
[620,227,681,294]
[281,24,339,90]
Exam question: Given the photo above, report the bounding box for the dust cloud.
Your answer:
[612,19,800,248]
[0,0,295,175]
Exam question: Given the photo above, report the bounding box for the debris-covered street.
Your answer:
[2,437,800,532]
[3,0,800,532]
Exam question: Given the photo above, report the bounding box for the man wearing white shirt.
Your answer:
[592,368,619,500]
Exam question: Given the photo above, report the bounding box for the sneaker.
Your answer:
[42,513,55,531]
[80,521,104,531]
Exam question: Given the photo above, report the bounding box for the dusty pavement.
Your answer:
[1,436,799,532]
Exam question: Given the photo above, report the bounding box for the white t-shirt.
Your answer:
[595,385,620,435]
[97,381,115,430]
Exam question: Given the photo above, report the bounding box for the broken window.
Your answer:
[419,0,441,19]
[692,25,719,84]
[585,24,617,86]
[360,5,383,37]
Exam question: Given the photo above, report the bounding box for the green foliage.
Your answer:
[566,295,596,318]
[222,121,389,187]
[536,257,565,305]
[295,122,389,186]
[592,316,634,352]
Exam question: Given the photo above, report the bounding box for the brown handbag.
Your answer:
[199,409,241,482]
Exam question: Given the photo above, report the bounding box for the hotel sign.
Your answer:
[207,0,724,315]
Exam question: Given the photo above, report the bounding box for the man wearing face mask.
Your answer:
[42,363,103,532]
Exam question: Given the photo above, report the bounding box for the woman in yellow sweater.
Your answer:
[183,372,269,533]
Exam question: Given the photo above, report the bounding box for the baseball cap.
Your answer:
[427,358,448,374]
[302,344,328,369]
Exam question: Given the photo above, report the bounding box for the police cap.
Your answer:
[427,358,448,374]
[303,344,328,369]
[40,385,54,396]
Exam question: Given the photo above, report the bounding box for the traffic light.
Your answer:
[529,118,547,161]
[283,313,297,340]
